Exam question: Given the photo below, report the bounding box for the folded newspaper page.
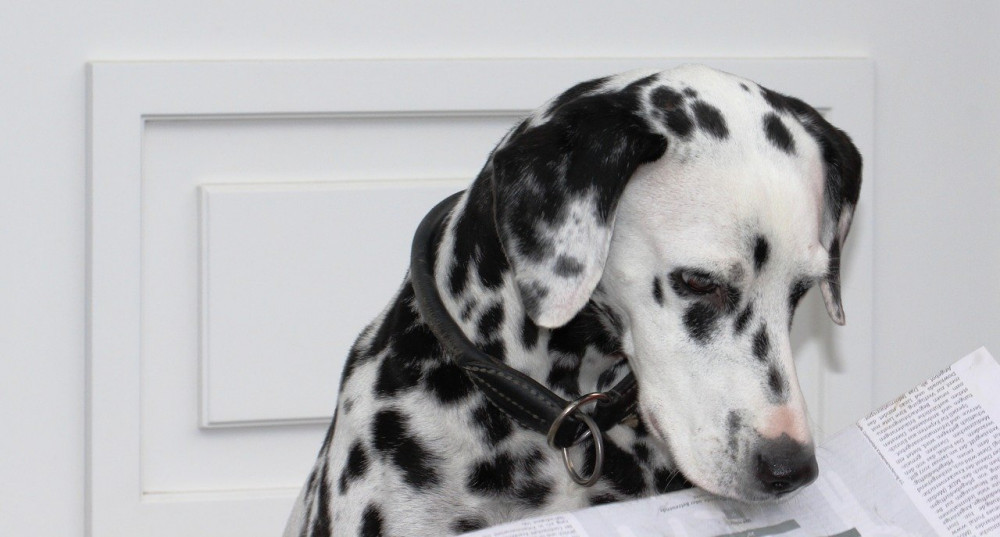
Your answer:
[465,347,1000,537]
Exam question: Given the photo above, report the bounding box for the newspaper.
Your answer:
[466,348,1000,537]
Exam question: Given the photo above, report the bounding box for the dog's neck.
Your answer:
[430,180,631,399]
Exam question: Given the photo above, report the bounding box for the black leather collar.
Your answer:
[410,191,640,449]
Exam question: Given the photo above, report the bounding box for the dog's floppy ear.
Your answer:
[782,95,863,325]
[490,76,668,328]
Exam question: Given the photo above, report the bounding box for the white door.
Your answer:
[88,58,873,536]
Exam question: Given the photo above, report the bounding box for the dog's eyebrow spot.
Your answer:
[652,276,664,306]
[553,254,585,277]
[752,326,770,362]
[763,113,796,155]
[734,303,753,334]
[360,503,385,537]
[692,101,729,140]
[753,235,770,272]
[683,303,719,344]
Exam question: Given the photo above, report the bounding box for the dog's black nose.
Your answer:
[754,435,818,495]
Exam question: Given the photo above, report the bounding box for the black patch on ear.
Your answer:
[424,362,474,404]
[734,302,753,334]
[683,303,719,344]
[371,409,440,488]
[467,452,516,494]
[472,401,513,445]
[752,326,770,362]
[652,276,664,306]
[360,504,385,537]
[492,74,668,266]
[521,314,540,350]
[692,101,729,139]
[448,178,510,296]
[554,254,585,277]
[517,281,549,321]
[763,113,796,154]
[338,441,370,495]
[451,517,487,534]
[548,76,611,114]
[753,235,770,272]
[654,468,692,493]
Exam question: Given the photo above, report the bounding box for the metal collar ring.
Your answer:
[546,392,610,487]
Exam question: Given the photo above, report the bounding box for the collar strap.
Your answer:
[409,192,639,450]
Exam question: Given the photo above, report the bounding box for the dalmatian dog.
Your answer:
[284,64,862,537]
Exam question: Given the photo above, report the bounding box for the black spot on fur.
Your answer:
[735,303,753,334]
[596,359,628,391]
[683,87,698,98]
[371,409,440,488]
[340,333,374,391]
[692,101,729,139]
[451,517,488,534]
[554,255,585,277]
[752,326,770,362]
[546,357,582,398]
[374,354,423,398]
[727,411,743,453]
[763,113,796,154]
[449,179,510,296]
[761,87,790,113]
[468,453,516,494]
[338,441,370,495]
[753,235,770,272]
[589,493,619,506]
[768,366,787,397]
[521,314,539,350]
[583,437,647,495]
[515,480,553,507]
[311,460,333,537]
[477,302,505,340]
[683,303,718,344]
[652,276,664,306]
[480,340,506,362]
[789,280,812,314]
[740,82,751,92]
[654,468,692,493]
[665,108,694,137]
[651,86,685,111]
[548,303,622,357]
[360,504,385,537]
[472,401,513,445]
[424,362,474,404]
[633,442,651,463]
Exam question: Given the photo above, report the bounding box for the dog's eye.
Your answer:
[682,273,718,294]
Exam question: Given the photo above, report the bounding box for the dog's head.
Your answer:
[489,65,861,501]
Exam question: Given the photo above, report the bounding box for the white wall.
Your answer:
[1,1,997,535]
